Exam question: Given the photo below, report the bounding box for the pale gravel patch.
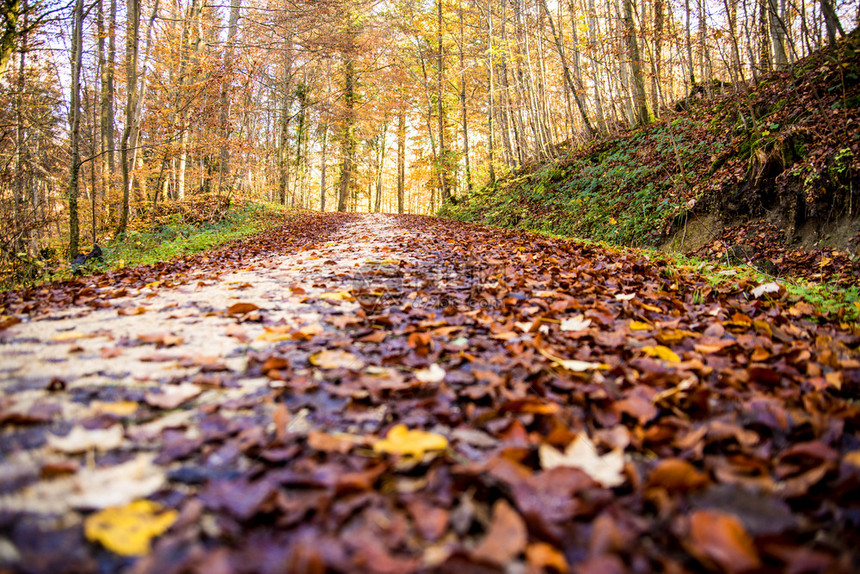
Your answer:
[0,214,411,390]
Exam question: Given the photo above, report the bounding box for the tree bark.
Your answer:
[623,0,651,125]
[539,0,595,136]
[337,52,356,212]
[217,0,241,197]
[437,0,451,201]
[68,0,85,257]
[396,104,405,213]
[458,1,472,192]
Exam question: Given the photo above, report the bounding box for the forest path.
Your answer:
[1,213,859,572]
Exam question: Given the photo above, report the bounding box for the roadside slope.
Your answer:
[441,30,860,287]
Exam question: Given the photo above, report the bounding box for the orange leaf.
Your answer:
[687,510,760,573]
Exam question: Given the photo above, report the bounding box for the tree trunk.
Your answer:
[337,52,356,213]
[458,2,472,192]
[486,0,496,183]
[116,0,138,236]
[768,0,787,69]
[539,0,595,136]
[820,0,844,45]
[396,105,405,213]
[684,0,695,85]
[319,122,328,212]
[436,0,451,201]
[68,0,85,257]
[374,120,387,213]
[759,0,771,74]
[623,0,651,125]
[217,0,241,197]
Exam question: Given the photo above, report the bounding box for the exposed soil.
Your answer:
[1,213,860,573]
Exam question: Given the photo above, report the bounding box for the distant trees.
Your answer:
[0,0,854,270]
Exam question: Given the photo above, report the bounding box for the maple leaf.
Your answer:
[84,500,178,556]
[539,433,626,487]
[373,425,448,458]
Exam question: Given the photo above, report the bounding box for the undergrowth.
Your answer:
[3,201,290,289]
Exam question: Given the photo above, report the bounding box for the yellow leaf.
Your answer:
[629,321,652,331]
[819,257,831,268]
[309,349,365,370]
[84,500,178,556]
[257,331,293,342]
[373,425,448,458]
[94,401,139,417]
[537,347,606,372]
[319,291,356,302]
[641,345,681,363]
[609,217,617,225]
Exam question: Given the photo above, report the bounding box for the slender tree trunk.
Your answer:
[684,0,695,85]
[820,0,844,45]
[651,0,664,113]
[540,0,595,136]
[437,0,451,201]
[116,0,138,236]
[623,0,651,125]
[337,48,356,212]
[217,0,241,197]
[458,2,472,192]
[397,104,405,213]
[767,0,787,69]
[759,0,772,74]
[486,0,496,183]
[319,122,328,212]
[12,1,26,255]
[68,0,85,257]
[374,120,387,213]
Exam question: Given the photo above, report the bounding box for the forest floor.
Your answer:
[2,212,860,573]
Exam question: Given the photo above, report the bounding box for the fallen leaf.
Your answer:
[641,345,681,363]
[94,401,139,417]
[226,302,259,315]
[526,542,569,573]
[539,433,626,488]
[309,349,365,370]
[117,307,146,316]
[373,425,448,458]
[687,510,761,573]
[318,291,355,302]
[84,500,178,556]
[48,425,124,454]
[629,320,652,330]
[415,363,446,383]
[472,499,527,565]
[615,293,635,301]
[751,281,780,298]
[560,314,592,332]
[144,384,202,410]
[538,347,605,372]
[646,458,710,492]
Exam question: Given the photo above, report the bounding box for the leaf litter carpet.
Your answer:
[1,213,860,573]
